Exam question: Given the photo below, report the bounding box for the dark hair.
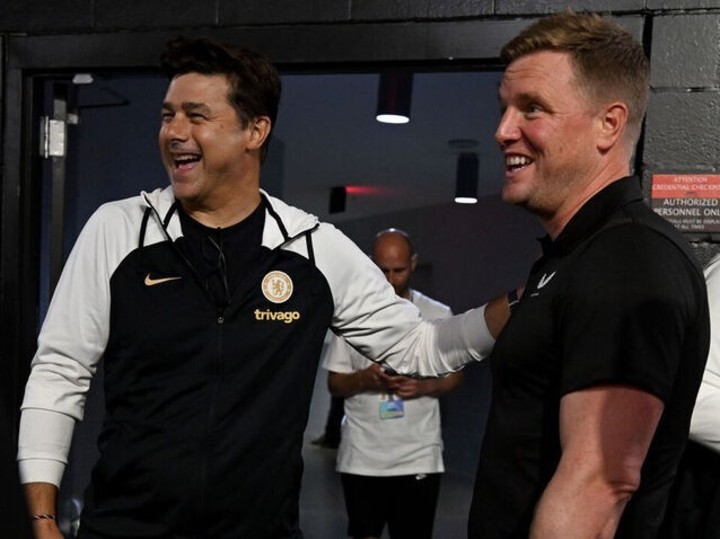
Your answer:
[160,36,281,160]
[501,11,649,145]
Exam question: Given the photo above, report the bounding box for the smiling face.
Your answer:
[496,50,604,228]
[159,72,265,212]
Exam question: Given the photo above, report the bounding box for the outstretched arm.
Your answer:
[484,288,523,339]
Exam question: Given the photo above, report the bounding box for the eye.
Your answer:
[189,112,207,122]
[161,111,174,122]
[526,103,543,115]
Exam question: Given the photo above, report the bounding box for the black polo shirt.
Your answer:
[468,176,710,538]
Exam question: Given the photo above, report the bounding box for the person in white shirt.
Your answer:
[690,253,720,452]
[659,253,720,537]
[323,228,462,539]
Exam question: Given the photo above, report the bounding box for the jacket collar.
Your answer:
[141,186,320,249]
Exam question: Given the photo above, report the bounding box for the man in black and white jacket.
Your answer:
[19,36,508,539]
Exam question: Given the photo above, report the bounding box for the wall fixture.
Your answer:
[329,186,347,213]
[375,72,413,124]
[72,73,94,85]
[454,153,479,204]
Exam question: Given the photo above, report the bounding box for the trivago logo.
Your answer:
[254,309,301,324]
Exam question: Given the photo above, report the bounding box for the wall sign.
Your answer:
[651,174,720,235]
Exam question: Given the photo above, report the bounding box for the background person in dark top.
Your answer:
[468,11,710,538]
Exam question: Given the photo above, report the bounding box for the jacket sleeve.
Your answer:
[312,224,494,377]
[18,203,122,486]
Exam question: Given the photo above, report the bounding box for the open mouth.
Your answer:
[173,153,201,171]
[506,155,533,172]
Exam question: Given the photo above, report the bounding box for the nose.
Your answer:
[383,270,396,286]
[495,108,520,149]
[161,114,189,143]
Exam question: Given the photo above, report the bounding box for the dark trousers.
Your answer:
[340,472,441,539]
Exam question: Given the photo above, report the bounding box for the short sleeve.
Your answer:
[559,225,702,402]
[321,333,358,374]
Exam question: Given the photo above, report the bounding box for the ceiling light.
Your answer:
[454,153,479,204]
[329,186,347,213]
[375,72,413,124]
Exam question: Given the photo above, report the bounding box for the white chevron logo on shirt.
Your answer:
[537,272,556,289]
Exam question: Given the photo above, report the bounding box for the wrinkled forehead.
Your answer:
[499,51,581,101]
[503,51,575,83]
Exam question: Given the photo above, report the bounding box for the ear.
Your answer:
[410,253,418,273]
[246,116,272,152]
[596,102,628,152]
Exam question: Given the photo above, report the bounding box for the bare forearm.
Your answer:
[417,371,462,398]
[530,474,631,538]
[24,482,63,538]
[484,288,523,339]
[24,482,57,515]
[328,371,370,397]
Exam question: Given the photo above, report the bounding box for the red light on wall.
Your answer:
[345,185,388,196]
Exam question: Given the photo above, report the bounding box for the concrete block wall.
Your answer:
[646,11,720,265]
[0,0,714,31]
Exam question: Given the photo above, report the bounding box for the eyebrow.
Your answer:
[162,101,212,114]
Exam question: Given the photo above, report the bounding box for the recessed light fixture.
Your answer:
[454,153,479,204]
[376,72,413,124]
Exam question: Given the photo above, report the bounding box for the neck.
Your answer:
[543,160,630,240]
[181,186,262,229]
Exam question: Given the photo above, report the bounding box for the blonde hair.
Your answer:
[501,11,650,144]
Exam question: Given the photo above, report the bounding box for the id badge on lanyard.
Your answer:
[379,393,404,419]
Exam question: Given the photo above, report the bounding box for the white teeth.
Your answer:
[174,154,201,165]
[506,155,532,167]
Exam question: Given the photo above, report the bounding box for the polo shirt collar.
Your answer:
[541,176,643,255]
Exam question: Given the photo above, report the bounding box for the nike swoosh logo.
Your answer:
[537,271,556,289]
[144,274,182,286]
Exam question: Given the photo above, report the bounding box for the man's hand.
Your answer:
[358,363,398,392]
[30,518,64,539]
[386,374,424,399]
[329,364,463,399]
[484,287,524,338]
[328,363,396,397]
[388,370,463,399]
